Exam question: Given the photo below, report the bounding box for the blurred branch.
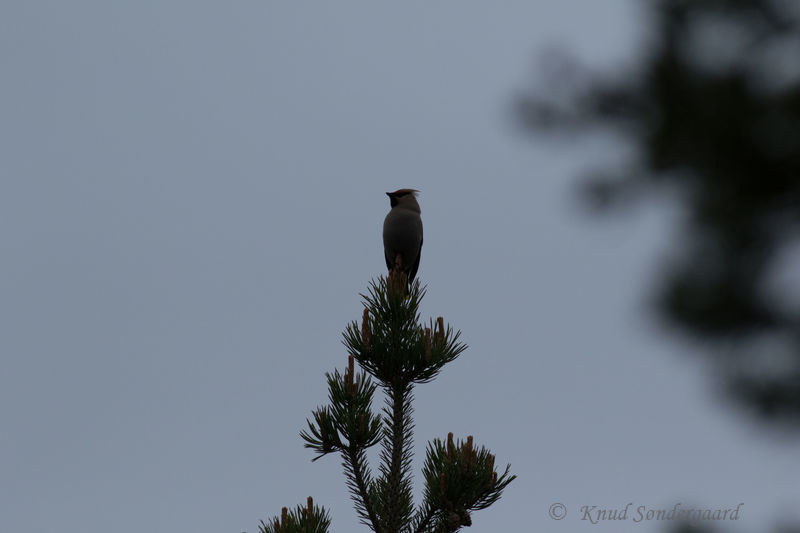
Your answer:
[517,0,800,425]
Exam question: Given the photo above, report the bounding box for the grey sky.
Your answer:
[2,2,798,532]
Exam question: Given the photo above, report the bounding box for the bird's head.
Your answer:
[386,189,420,211]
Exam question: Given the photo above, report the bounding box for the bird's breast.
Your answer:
[383,210,423,253]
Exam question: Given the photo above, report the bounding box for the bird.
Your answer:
[383,189,423,289]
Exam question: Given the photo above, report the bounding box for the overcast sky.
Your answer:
[2,2,799,533]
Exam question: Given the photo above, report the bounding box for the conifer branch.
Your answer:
[380,382,415,532]
[258,497,331,533]
[343,444,382,532]
[259,276,515,532]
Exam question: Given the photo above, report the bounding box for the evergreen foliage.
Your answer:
[258,273,515,532]
[258,497,331,533]
[517,0,800,426]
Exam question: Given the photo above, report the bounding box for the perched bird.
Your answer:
[383,189,423,287]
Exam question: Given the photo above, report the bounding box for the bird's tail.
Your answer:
[387,267,410,298]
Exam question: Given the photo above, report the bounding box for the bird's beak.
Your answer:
[385,192,393,197]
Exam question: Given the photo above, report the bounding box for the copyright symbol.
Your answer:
[549,502,567,520]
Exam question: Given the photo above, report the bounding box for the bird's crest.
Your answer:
[387,188,419,197]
